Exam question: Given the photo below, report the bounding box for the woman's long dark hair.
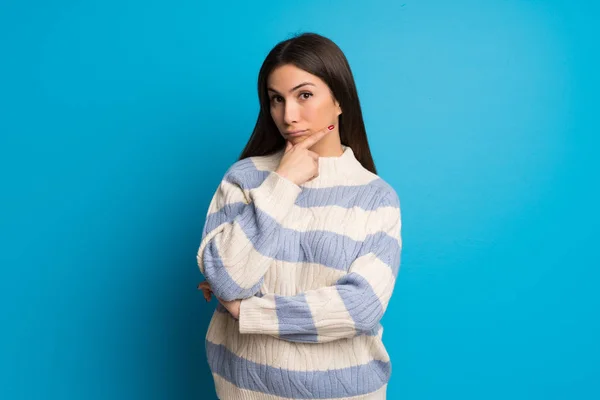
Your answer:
[238,32,377,174]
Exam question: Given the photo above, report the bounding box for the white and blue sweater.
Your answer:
[197,144,402,399]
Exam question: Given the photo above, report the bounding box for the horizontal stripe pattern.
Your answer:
[206,341,390,399]
[201,219,400,301]
[238,250,398,343]
[212,304,386,361]
[223,168,397,211]
[198,145,401,399]
[199,197,400,300]
[215,303,383,338]
[212,374,388,400]
[197,171,302,301]
[204,180,401,239]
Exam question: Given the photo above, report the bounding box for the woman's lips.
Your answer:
[287,130,307,137]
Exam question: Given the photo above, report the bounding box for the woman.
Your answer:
[196,32,402,400]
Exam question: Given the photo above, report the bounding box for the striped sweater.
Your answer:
[197,144,402,400]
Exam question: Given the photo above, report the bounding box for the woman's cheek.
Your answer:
[305,101,326,123]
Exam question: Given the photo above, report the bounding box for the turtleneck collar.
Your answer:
[310,144,361,187]
[317,144,354,171]
[272,144,362,187]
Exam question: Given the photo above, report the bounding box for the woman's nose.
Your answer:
[283,102,300,124]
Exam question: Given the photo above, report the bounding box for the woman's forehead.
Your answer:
[268,65,325,91]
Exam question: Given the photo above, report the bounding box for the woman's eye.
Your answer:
[271,93,311,104]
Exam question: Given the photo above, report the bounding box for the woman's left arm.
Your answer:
[237,191,402,343]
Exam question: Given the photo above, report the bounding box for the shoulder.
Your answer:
[223,157,256,179]
[371,178,400,209]
[356,169,400,210]
[343,153,400,209]
[221,153,279,190]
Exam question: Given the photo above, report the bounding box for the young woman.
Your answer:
[196,32,402,400]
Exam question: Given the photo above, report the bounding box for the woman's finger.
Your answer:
[295,124,334,150]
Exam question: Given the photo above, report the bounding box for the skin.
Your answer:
[268,64,343,156]
[198,64,345,318]
[197,281,241,318]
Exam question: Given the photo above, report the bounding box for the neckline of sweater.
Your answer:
[270,144,362,185]
[313,144,361,183]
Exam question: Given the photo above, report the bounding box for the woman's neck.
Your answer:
[306,131,344,157]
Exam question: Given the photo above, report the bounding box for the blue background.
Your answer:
[1,0,598,398]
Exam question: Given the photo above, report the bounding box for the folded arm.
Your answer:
[238,191,402,343]
[197,166,301,301]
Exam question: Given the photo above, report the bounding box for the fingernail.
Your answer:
[328,125,334,130]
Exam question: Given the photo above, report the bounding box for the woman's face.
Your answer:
[267,64,341,144]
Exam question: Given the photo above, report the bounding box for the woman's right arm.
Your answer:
[197,164,302,302]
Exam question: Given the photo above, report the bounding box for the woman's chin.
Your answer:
[291,135,309,143]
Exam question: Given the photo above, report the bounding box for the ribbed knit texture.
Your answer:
[197,145,402,400]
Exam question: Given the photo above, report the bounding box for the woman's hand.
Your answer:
[275,124,334,186]
[197,281,241,320]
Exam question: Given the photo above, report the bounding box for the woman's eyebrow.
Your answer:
[267,82,316,94]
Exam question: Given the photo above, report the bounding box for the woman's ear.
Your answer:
[335,99,342,116]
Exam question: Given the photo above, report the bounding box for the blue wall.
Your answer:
[1,0,598,398]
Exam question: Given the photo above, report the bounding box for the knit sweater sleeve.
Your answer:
[237,190,402,343]
[196,164,302,301]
